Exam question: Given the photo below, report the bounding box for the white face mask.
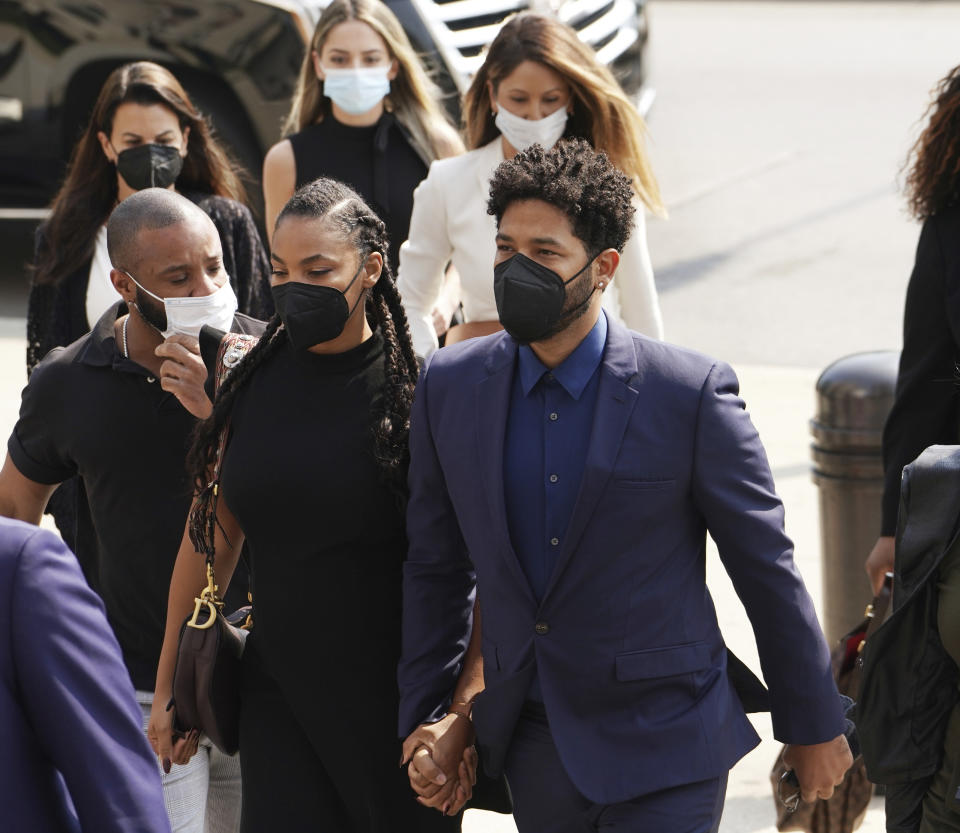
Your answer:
[322,66,391,115]
[494,105,569,153]
[123,270,238,339]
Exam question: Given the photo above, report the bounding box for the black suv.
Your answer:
[0,0,648,217]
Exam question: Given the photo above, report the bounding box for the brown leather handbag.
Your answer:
[170,332,257,755]
[770,575,892,833]
[170,577,250,754]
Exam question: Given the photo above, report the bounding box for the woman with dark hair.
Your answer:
[866,64,960,588]
[28,60,271,374]
[148,179,471,831]
[860,63,960,833]
[27,60,272,552]
[398,13,665,357]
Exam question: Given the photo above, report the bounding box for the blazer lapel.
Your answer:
[541,319,641,603]
[476,335,538,605]
[475,138,505,193]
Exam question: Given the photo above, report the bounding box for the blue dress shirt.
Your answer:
[504,312,608,603]
[504,313,607,700]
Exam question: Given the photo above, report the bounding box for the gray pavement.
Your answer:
[645,0,960,368]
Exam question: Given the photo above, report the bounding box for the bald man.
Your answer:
[0,189,262,833]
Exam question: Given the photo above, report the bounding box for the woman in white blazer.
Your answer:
[398,13,666,357]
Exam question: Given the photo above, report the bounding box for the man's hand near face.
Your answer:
[155,334,213,419]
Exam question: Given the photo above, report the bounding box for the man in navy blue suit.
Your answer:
[398,139,853,831]
[0,516,170,832]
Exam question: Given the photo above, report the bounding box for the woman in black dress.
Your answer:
[150,179,470,831]
[262,0,462,273]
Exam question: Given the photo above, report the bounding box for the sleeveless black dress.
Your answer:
[221,333,457,832]
[287,114,428,274]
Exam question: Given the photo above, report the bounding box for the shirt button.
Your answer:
[535,622,550,636]
[549,412,558,421]
[550,537,559,547]
[549,474,558,483]
[146,376,156,383]
[546,372,555,381]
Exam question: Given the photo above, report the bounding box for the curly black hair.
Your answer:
[486,137,636,255]
[187,178,419,555]
[904,63,960,220]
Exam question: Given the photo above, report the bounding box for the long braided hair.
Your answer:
[187,178,419,555]
[904,63,960,220]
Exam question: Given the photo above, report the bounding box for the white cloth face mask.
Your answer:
[124,270,238,339]
[322,66,391,115]
[494,105,569,152]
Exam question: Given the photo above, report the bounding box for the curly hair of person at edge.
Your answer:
[186,178,420,552]
[904,62,960,221]
[486,137,637,255]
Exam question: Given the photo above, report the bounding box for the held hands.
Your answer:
[782,733,854,804]
[155,334,213,419]
[865,536,895,595]
[146,694,201,774]
[401,714,478,816]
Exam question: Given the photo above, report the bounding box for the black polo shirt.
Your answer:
[8,302,262,691]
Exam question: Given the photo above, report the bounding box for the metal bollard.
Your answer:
[810,351,899,643]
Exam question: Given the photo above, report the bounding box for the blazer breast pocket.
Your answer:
[610,477,676,492]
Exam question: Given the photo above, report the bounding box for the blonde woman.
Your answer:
[398,13,666,357]
[262,0,462,273]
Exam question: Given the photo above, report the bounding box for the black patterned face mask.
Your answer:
[494,253,595,344]
[115,143,184,191]
[270,262,365,351]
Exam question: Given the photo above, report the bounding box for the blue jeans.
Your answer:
[137,691,241,833]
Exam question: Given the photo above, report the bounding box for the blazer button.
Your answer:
[534,622,550,636]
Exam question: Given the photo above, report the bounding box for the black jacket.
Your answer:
[881,205,960,536]
[42,306,266,601]
[856,445,960,832]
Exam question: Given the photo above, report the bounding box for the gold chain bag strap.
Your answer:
[770,575,892,833]
[170,332,258,755]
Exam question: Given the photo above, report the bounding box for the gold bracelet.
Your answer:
[448,701,473,721]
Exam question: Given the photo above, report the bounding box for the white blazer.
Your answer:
[397,137,663,357]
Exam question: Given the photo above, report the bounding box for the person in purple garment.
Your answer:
[0,516,169,833]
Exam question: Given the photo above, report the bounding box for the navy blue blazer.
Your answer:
[398,316,845,805]
[0,518,169,833]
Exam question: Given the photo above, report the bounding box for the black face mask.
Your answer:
[271,262,365,351]
[494,252,596,344]
[115,143,184,191]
